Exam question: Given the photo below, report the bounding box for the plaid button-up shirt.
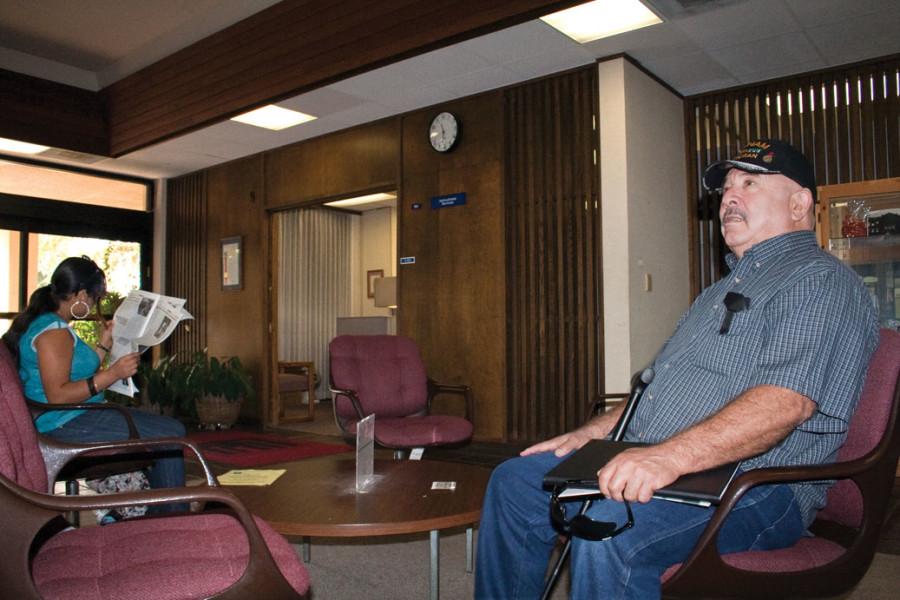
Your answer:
[625,230,878,526]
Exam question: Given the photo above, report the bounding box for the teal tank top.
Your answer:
[18,312,103,432]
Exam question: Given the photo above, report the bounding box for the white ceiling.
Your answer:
[2,0,900,180]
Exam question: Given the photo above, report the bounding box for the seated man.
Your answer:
[474,139,879,599]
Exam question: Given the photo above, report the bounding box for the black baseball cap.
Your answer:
[703,139,817,202]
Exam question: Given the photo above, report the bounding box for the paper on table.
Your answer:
[218,469,286,486]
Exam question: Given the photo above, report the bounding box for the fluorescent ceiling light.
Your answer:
[541,0,662,43]
[230,105,317,130]
[325,192,397,208]
[0,137,50,154]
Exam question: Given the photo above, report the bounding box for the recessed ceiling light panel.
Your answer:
[230,105,317,130]
[541,0,662,44]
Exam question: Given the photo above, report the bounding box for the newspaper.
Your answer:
[107,290,193,397]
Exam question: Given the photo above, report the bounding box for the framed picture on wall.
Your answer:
[366,269,383,298]
[221,236,242,291]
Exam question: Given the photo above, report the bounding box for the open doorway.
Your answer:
[270,192,397,427]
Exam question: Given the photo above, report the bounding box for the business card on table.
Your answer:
[431,481,457,491]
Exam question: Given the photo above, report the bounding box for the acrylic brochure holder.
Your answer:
[356,414,375,492]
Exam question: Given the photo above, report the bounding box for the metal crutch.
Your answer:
[539,369,654,600]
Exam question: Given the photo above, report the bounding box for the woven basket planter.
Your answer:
[195,394,242,429]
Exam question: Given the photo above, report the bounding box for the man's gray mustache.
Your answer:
[722,208,746,221]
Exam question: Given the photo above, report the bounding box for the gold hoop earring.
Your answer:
[70,300,90,320]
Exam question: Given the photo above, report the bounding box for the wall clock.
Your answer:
[428,111,460,152]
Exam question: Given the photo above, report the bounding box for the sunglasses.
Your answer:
[549,491,634,541]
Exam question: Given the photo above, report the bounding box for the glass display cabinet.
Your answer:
[816,178,900,330]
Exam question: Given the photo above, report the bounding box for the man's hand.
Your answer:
[521,429,593,457]
[520,405,625,457]
[597,446,682,503]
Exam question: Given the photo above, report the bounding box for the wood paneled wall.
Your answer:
[165,71,596,440]
[687,55,900,292]
[203,156,268,419]
[399,92,507,441]
[265,119,400,209]
[165,172,208,358]
[505,68,600,442]
[168,123,401,423]
[0,69,107,156]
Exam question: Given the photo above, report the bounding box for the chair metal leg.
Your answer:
[302,536,311,562]
[466,526,474,573]
[65,479,80,527]
[430,529,440,600]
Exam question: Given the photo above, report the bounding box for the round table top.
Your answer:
[225,456,492,538]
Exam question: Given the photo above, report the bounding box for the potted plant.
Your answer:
[185,350,256,429]
[133,355,189,416]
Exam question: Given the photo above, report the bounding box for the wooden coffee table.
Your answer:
[225,455,492,599]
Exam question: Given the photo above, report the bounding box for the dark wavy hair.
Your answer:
[2,256,106,361]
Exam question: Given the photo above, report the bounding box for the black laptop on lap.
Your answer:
[542,439,740,507]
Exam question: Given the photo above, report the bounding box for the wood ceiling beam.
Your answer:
[102,0,583,156]
[0,69,107,156]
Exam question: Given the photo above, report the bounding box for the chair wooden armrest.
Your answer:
[39,435,218,492]
[273,361,317,425]
[329,386,368,441]
[278,361,315,375]
[330,386,367,420]
[427,378,475,423]
[27,398,140,438]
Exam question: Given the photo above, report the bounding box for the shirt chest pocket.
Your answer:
[691,308,760,376]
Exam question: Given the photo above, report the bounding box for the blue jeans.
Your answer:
[474,452,805,599]
[45,407,187,514]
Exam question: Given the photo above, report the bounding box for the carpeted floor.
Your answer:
[185,429,351,467]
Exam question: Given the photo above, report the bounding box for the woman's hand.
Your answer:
[109,352,140,379]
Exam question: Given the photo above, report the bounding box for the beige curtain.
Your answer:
[276,207,352,397]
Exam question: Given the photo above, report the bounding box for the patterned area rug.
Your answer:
[185,430,352,467]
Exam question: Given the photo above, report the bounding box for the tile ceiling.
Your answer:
[1,0,899,180]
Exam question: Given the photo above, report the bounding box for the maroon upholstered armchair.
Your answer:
[0,344,309,599]
[661,329,900,598]
[329,335,474,454]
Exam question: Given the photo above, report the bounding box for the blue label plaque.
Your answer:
[431,192,467,209]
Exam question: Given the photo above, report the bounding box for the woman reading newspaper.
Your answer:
[2,256,186,515]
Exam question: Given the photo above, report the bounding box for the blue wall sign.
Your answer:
[400,256,416,265]
[431,192,467,209]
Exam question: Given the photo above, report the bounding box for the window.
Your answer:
[0,157,153,330]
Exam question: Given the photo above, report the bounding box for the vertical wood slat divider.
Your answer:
[888,65,900,176]
[504,67,599,442]
[686,57,900,296]
[165,172,208,360]
[873,67,889,179]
